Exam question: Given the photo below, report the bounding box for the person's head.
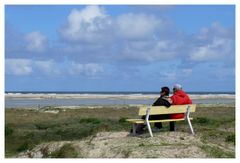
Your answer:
[160,87,170,96]
[173,84,182,93]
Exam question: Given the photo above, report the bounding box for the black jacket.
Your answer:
[152,96,171,107]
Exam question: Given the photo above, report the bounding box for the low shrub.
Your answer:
[195,117,210,124]
[35,122,60,130]
[17,142,30,152]
[5,126,14,136]
[79,118,101,124]
[225,134,235,144]
[50,144,78,158]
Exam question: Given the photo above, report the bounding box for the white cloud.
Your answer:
[84,63,104,76]
[160,68,193,80]
[5,59,32,75]
[121,39,179,62]
[197,22,234,40]
[7,6,234,74]
[59,5,168,43]
[34,60,60,75]
[58,5,180,63]
[5,58,105,78]
[60,6,112,43]
[190,37,234,62]
[115,13,161,40]
[25,31,48,52]
[187,22,234,63]
[69,62,104,77]
[5,59,59,76]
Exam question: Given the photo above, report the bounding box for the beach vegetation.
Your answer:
[121,149,132,158]
[5,105,235,158]
[49,143,78,158]
[225,134,235,144]
[79,117,101,124]
[5,126,14,136]
[17,142,31,152]
[195,117,210,124]
[200,144,235,158]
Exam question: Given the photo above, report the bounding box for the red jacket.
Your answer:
[170,90,192,119]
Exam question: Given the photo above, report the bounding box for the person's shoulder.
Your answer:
[162,96,172,104]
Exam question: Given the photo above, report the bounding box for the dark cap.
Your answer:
[160,87,170,95]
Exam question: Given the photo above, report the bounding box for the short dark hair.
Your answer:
[161,87,170,95]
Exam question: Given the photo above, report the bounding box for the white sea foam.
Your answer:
[189,94,235,99]
[5,93,235,100]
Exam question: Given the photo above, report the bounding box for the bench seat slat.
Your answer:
[126,119,145,124]
[126,118,193,124]
[138,104,196,116]
[148,118,193,123]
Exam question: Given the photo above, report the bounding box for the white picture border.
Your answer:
[1,0,239,162]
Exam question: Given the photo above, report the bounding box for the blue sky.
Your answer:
[5,5,235,92]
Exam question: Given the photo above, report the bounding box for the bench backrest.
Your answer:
[138,104,196,116]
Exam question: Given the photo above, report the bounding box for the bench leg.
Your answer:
[146,121,153,137]
[132,124,137,135]
[187,118,195,135]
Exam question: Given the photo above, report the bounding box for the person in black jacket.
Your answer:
[150,86,172,129]
[153,87,172,107]
[133,87,172,134]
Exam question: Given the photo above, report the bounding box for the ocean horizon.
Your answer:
[5,91,235,108]
[5,91,236,95]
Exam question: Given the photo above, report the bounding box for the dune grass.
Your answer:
[48,143,78,158]
[5,107,133,157]
[5,105,235,158]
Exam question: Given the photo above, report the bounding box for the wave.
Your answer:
[5,93,235,100]
[189,94,235,99]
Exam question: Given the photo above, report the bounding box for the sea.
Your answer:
[5,91,235,108]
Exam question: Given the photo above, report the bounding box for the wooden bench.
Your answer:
[126,104,196,137]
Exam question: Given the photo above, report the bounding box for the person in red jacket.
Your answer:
[170,84,192,131]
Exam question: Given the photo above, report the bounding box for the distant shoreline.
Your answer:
[5,92,235,109]
[5,103,235,110]
[5,92,235,108]
[5,92,235,100]
[5,91,235,95]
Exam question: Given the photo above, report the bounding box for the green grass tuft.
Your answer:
[200,145,235,158]
[195,117,210,124]
[5,126,14,136]
[49,144,78,158]
[79,118,101,124]
[225,134,235,144]
[17,142,30,152]
[35,122,60,130]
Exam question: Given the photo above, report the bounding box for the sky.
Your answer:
[5,5,235,92]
